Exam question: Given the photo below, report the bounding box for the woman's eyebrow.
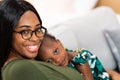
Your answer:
[17,25,30,28]
[36,24,41,27]
[17,23,41,29]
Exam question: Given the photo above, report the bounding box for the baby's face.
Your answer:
[39,40,69,66]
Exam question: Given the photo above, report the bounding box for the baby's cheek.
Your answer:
[52,62,59,66]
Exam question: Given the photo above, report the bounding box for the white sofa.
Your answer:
[48,6,120,70]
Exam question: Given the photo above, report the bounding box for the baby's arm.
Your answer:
[71,48,110,80]
[68,49,94,80]
[75,62,94,80]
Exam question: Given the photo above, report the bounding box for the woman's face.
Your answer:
[12,11,43,59]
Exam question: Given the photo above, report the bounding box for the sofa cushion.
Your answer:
[104,29,120,71]
[49,26,79,50]
[49,6,120,70]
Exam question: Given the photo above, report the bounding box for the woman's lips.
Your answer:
[26,45,39,53]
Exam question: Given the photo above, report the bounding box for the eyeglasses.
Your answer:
[13,26,47,40]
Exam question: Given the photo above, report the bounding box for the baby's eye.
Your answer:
[54,49,59,55]
[47,59,53,63]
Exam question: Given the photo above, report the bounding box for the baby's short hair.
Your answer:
[42,33,56,45]
[37,33,57,60]
[44,33,56,42]
[39,33,57,50]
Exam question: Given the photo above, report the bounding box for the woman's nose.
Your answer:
[29,32,39,41]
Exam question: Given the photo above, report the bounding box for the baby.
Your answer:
[37,34,110,80]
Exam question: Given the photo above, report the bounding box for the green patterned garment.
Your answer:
[66,48,110,80]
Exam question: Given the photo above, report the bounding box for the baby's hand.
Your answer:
[106,69,120,80]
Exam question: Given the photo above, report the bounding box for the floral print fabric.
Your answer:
[67,48,110,80]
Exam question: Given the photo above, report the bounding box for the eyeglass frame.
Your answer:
[13,26,47,40]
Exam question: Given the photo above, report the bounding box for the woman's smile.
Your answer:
[26,45,39,53]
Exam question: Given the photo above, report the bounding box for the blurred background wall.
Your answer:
[27,0,120,28]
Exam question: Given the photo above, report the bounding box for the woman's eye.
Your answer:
[21,30,30,34]
[36,28,42,33]
[54,49,59,55]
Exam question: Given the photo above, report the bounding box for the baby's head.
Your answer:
[38,34,69,66]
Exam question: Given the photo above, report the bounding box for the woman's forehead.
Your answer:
[16,11,40,29]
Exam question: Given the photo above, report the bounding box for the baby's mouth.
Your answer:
[59,58,66,66]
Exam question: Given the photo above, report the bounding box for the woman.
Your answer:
[0,0,84,80]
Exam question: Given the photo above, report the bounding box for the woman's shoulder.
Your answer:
[2,59,48,80]
[2,59,85,80]
[2,59,49,74]
[3,59,37,69]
